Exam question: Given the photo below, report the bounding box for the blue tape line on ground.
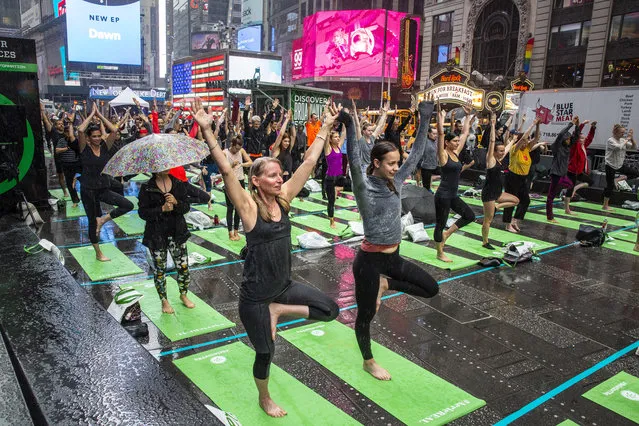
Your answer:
[494,339,639,426]
[159,332,249,357]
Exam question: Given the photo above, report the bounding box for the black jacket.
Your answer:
[243,108,273,156]
[138,175,208,250]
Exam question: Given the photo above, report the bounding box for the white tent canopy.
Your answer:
[109,87,149,108]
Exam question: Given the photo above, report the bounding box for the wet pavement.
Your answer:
[11,168,639,425]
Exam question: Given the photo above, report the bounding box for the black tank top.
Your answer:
[241,203,291,303]
[485,160,505,188]
[80,143,113,190]
[435,154,462,199]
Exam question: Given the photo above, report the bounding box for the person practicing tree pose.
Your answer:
[194,98,339,418]
[138,167,209,314]
[546,116,581,223]
[603,125,636,211]
[502,118,541,233]
[481,112,520,249]
[73,103,134,261]
[324,127,346,228]
[565,120,596,214]
[433,103,476,262]
[223,137,252,241]
[270,110,296,182]
[347,99,439,381]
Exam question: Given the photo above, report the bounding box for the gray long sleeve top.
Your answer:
[344,101,435,245]
[550,123,579,177]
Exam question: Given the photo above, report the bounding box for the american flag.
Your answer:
[172,54,225,111]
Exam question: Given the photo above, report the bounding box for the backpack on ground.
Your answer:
[575,224,607,247]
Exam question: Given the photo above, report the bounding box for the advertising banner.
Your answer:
[241,0,262,26]
[171,55,225,111]
[519,87,639,148]
[237,25,262,51]
[66,0,142,66]
[191,32,221,52]
[89,87,166,100]
[228,55,281,84]
[292,9,406,82]
[418,84,485,110]
[291,90,331,125]
[0,37,46,203]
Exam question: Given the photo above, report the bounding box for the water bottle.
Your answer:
[213,214,219,226]
[601,219,608,232]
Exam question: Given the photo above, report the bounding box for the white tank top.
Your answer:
[224,148,244,181]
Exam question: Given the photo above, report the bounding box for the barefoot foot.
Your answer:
[180,294,195,309]
[259,396,287,418]
[95,216,107,238]
[162,299,175,314]
[547,218,559,224]
[95,253,111,262]
[376,276,389,313]
[506,224,519,234]
[363,359,391,381]
[437,253,453,263]
[564,209,573,215]
[329,218,336,229]
[634,244,639,252]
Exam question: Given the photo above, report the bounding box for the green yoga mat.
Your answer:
[431,231,505,258]
[603,238,639,257]
[281,322,485,425]
[113,212,145,235]
[583,371,639,423]
[211,188,226,202]
[291,215,346,237]
[49,188,70,201]
[193,227,245,255]
[65,201,86,218]
[186,241,225,264]
[174,341,360,426]
[289,198,326,213]
[463,222,555,250]
[333,208,361,221]
[524,211,584,231]
[193,202,227,219]
[556,420,580,426]
[127,278,234,341]
[130,174,150,182]
[572,201,638,220]
[613,229,638,244]
[400,240,478,271]
[290,226,307,246]
[125,196,139,210]
[309,192,358,207]
[69,244,143,281]
[554,209,631,228]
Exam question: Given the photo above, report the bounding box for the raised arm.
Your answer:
[271,110,291,157]
[289,122,297,153]
[76,103,97,152]
[397,108,413,134]
[396,100,435,182]
[436,102,447,166]
[514,118,540,152]
[96,107,119,149]
[40,103,53,133]
[485,112,497,169]
[456,105,474,155]
[372,101,389,139]
[343,109,365,202]
[553,117,578,148]
[352,99,362,140]
[282,103,339,201]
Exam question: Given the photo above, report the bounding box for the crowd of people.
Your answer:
[41,93,638,417]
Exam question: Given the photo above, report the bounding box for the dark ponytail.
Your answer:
[366,141,399,194]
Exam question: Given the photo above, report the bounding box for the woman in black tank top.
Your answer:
[480,113,520,249]
[433,103,476,263]
[194,98,339,418]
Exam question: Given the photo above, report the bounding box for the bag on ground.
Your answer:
[184,211,213,230]
[297,231,331,249]
[406,222,429,242]
[503,241,535,265]
[401,212,414,239]
[304,179,322,192]
[575,224,607,247]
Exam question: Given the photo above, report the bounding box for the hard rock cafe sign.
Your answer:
[418,63,484,109]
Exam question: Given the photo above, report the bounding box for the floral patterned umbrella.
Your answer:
[102,133,210,176]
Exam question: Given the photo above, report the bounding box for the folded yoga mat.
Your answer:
[49,188,70,201]
[113,212,146,235]
[174,342,360,425]
[127,277,234,341]
[333,208,361,221]
[291,215,346,237]
[69,244,143,281]
[572,201,638,220]
[289,198,326,213]
[281,322,485,425]
[400,240,478,271]
[125,196,139,210]
[583,371,639,423]
[602,238,639,257]
[462,222,555,250]
[186,241,225,264]
[130,173,150,182]
[193,227,245,255]
[65,201,86,218]
[192,202,227,219]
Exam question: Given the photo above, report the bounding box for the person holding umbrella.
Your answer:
[74,103,134,261]
[194,98,338,418]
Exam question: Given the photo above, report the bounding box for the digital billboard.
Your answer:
[171,55,225,111]
[66,0,142,68]
[237,25,261,52]
[228,54,281,84]
[191,32,221,52]
[292,9,410,82]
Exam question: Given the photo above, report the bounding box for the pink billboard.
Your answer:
[292,9,412,82]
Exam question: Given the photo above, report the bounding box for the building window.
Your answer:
[382,0,393,10]
[549,21,590,48]
[413,0,424,15]
[433,43,451,64]
[324,0,331,10]
[233,3,241,12]
[300,2,307,18]
[398,0,409,12]
[602,58,639,86]
[609,12,639,42]
[553,0,592,9]
[433,12,453,35]
[308,0,313,15]
[544,63,584,88]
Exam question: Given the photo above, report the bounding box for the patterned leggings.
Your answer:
[152,238,190,300]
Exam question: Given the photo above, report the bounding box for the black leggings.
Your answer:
[62,162,82,204]
[604,164,618,199]
[502,172,531,223]
[239,281,339,380]
[324,175,337,217]
[433,195,475,242]
[225,180,245,231]
[353,249,438,360]
[421,168,437,191]
[80,188,134,244]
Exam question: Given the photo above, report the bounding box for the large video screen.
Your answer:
[66,0,141,66]
[292,9,406,82]
[191,32,221,52]
[237,25,261,51]
[228,54,281,84]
